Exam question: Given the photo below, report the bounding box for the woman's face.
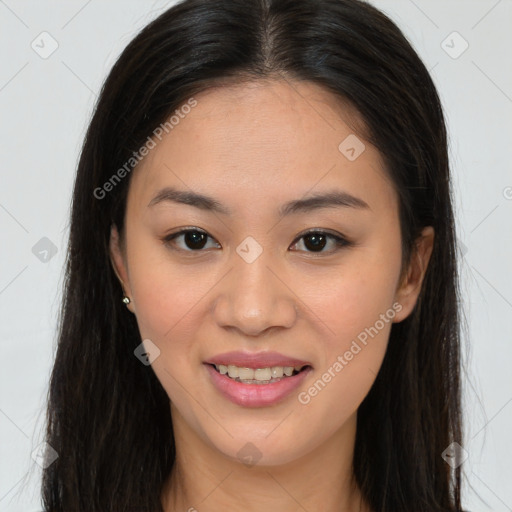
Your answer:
[110,79,433,466]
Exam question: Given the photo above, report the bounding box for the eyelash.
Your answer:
[161,227,353,255]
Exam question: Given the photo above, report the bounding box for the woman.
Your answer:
[41,0,465,510]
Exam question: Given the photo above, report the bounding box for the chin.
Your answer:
[202,423,316,468]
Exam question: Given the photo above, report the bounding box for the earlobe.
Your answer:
[393,226,435,323]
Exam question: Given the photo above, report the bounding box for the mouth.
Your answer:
[204,361,313,407]
[207,363,312,385]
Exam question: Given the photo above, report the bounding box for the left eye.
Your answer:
[290,230,351,253]
[162,228,351,254]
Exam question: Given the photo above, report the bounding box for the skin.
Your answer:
[110,79,434,512]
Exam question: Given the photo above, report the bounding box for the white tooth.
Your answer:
[271,366,284,378]
[227,365,239,378]
[255,368,272,381]
[222,364,300,381]
[238,367,255,380]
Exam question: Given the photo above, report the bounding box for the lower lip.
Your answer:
[204,364,312,408]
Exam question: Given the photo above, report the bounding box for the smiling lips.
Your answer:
[204,350,313,407]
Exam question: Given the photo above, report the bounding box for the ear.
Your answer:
[109,224,135,314]
[392,226,434,323]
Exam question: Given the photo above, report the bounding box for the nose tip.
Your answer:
[232,310,279,337]
[211,259,298,336]
[216,296,296,337]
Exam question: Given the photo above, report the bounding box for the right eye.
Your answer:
[161,228,221,252]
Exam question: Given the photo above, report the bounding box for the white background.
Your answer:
[0,1,511,510]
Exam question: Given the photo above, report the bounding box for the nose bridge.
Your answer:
[212,234,297,335]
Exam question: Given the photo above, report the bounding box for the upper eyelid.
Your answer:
[167,226,346,239]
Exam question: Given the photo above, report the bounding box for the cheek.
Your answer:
[126,230,211,342]
[301,278,394,399]
[293,241,402,411]
[127,251,212,412]
[304,249,401,352]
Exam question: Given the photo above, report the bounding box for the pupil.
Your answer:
[185,231,207,250]
[305,234,326,251]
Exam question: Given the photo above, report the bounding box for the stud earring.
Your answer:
[122,296,131,305]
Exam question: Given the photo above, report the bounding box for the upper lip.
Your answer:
[204,351,312,369]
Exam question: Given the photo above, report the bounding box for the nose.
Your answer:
[212,247,298,337]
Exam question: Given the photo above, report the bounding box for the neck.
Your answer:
[161,406,370,512]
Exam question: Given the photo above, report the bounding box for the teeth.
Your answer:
[238,367,254,380]
[284,367,294,376]
[215,364,305,382]
[227,365,239,378]
[271,366,284,378]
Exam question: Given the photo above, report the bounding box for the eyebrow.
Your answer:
[147,186,370,216]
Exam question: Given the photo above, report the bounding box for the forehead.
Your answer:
[128,79,395,214]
